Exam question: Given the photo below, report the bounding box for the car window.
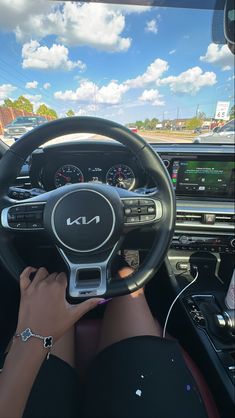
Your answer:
[219,120,235,132]
[0,0,234,146]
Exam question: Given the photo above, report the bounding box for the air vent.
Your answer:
[215,214,235,225]
[176,211,235,229]
[177,212,202,223]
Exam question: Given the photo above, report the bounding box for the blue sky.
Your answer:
[0,0,234,124]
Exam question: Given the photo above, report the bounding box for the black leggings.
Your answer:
[19,336,208,418]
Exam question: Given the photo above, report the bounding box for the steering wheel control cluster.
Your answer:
[4,203,45,230]
[123,197,162,224]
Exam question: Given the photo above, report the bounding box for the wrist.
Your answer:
[12,327,52,360]
[9,336,47,364]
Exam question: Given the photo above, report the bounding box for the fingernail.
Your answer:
[98,298,112,305]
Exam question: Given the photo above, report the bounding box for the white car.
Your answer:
[194,119,235,144]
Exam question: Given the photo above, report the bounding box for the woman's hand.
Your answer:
[16,266,103,342]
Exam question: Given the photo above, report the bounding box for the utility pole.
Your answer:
[176,107,180,125]
[195,104,199,118]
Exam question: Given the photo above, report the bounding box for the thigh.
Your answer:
[82,336,208,418]
[22,355,81,418]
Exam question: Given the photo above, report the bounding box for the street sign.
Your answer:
[214,101,230,120]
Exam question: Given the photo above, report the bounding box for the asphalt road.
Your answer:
[0,133,193,147]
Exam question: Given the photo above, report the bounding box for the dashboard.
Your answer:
[13,140,235,254]
[29,141,235,200]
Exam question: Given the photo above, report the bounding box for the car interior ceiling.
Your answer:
[0,1,234,418]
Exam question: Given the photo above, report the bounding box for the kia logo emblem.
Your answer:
[66,216,100,226]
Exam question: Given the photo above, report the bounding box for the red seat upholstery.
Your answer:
[75,319,220,418]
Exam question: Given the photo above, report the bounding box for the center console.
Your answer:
[155,146,235,418]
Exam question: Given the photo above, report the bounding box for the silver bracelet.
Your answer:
[14,328,53,360]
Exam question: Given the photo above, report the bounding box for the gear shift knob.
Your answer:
[215,310,235,334]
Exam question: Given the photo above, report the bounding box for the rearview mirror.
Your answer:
[224,0,235,53]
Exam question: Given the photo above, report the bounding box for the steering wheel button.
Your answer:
[10,206,27,214]
[9,222,27,229]
[8,214,17,221]
[16,214,25,220]
[126,216,140,223]
[140,214,155,222]
[139,199,154,206]
[147,206,155,214]
[130,207,139,214]
[124,208,131,215]
[26,204,44,211]
[27,222,43,229]
[139,206,148,214]
[124,199,136,206]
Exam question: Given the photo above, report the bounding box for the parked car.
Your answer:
[4,116,47,140]
[194,119,235,144]
[129,126,138,133]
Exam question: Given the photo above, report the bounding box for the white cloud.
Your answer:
[54,3,131,52]
[145,19,158,34]
[0,1,135,52]
[0,0,51,33]
[125,58,169,88]
[109,4,151,14]
[43,82,51,89]
[139,89,165,106]
[228,75,235,81]
[54,57,169,106]
[158,66,217,94]
[55,81,97,102]
[54,80,129,105]
[200,43,234,71]
[222,66,232,71]
[25,80,38,89]
[0,83,17,101]
[169,49,176,55]
[22,40,86,71]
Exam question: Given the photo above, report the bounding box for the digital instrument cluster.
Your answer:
[53,163,136,190]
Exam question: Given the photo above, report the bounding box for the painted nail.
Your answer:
[98,298,113,305]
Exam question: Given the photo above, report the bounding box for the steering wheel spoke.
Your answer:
[57,242,121,299]
[1,200,46,231]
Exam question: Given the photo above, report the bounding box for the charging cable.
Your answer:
[162,266,199,338]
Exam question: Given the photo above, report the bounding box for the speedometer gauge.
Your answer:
[106,164,135,190]
[54,165,84,188]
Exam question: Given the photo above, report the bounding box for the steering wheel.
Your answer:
[0,117,175,301]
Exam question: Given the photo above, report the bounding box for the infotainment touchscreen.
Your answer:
[171,160,235,198]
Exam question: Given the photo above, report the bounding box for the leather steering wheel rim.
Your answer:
[0,117,175,298]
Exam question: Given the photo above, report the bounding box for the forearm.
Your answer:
[0,338,46,418]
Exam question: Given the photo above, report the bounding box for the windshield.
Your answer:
[0,0,234,146]
[12,117,40,125]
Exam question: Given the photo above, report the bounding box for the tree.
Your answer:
[135,120,144,129]
[144,118,151,129]
[186,117,202,130]
[229,105,235,120]
[66,109,75,117]
[36,104,57,119]
[2,96,33,113]
[13,96,33,113]
[3,98,14,107]
[149,117,159,130]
